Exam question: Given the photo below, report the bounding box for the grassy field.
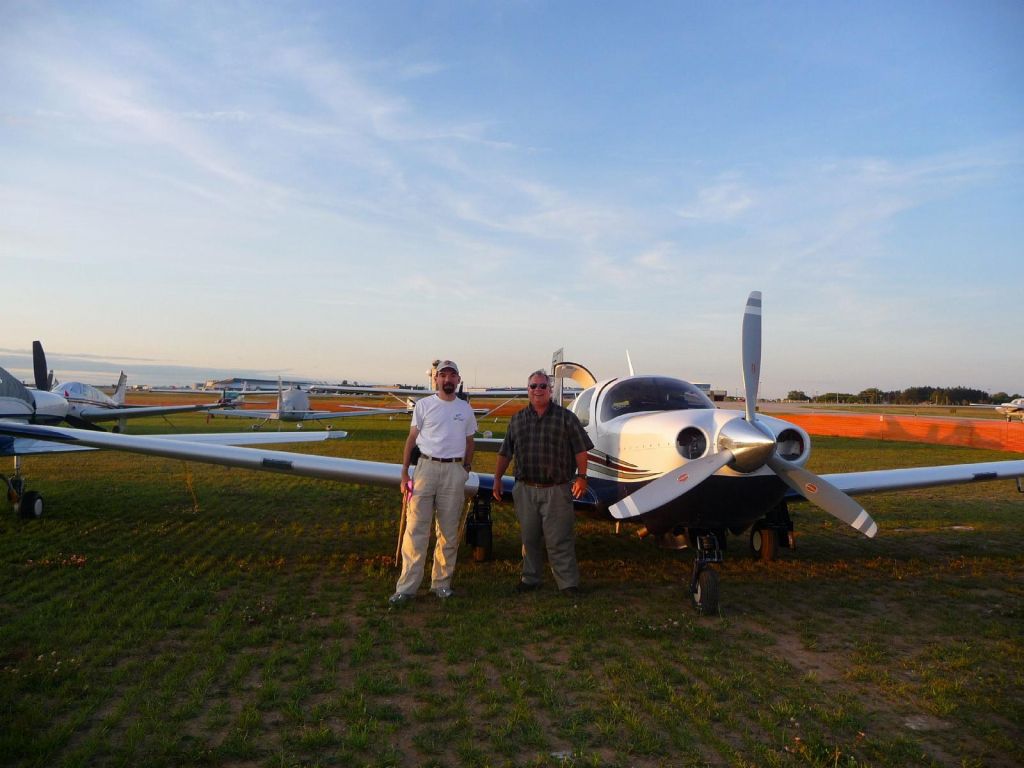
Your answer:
[1,414,1022,767]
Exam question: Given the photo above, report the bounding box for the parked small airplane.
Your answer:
[3,293,1023,614]
[313,359,575,417]
[30,341,227,431]
[1,362,346,519]
[995,398,1024,423]
[213,377,401,428]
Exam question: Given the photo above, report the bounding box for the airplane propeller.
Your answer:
[32,340,54,390]
[610,291,878,540]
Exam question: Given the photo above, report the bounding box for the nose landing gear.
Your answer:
[690,531,723,616]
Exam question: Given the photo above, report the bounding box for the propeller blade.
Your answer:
[767,455,878,538]
[741,291,762,423]
[32,340,49,390]
[609,449,735,519]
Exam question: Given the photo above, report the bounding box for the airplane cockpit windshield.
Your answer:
[600,377,714,421]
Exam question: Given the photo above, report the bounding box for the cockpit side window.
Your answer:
[570,388,594,427]
[599,377,714,421]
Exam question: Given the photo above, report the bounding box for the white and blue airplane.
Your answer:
[1,361,346,520]
[3,293,1023,614]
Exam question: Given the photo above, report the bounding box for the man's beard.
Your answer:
[442,382,456,394]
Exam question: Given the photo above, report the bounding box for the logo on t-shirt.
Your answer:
[454,413,465,422]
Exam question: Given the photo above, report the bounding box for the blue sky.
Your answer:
[2,1,1021,397]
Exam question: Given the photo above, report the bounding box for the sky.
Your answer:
[2,1,1021,398]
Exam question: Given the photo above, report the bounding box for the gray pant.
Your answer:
[395,459,467,595]
[512,482,579,590]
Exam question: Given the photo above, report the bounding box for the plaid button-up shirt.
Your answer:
[498,403,593,484]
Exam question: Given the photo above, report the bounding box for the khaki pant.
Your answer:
[512,482,579,590]
[394,459,467,595]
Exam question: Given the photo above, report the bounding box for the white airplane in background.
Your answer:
[213,377,401,429]
[1,362,345,519]
[967,396,1024,422]
[314,358,579,417]
[995,398,1024,423]
[31,341,227,431]
[4,292,1023,615]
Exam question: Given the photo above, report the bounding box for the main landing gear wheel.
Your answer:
[464,495,494,562]
[692,569,719,615]
[19,491,44,519]
[749,523,779,562]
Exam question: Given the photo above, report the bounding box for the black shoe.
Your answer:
[559,586,580,598]
[513,581,541,593]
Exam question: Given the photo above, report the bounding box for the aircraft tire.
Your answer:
[693,569,719,616]
[471,523,493,562]
[749,524,779,562]
[19,491,44,519]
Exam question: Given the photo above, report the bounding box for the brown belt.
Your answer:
[423,455,463,463]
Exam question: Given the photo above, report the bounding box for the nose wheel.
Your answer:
[690,531,723,615]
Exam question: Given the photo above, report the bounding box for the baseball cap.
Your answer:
[436,359,460,374]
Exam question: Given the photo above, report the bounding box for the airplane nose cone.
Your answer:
[717,417,776,473]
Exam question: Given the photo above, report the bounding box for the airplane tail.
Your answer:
[551,348,564,405]
[113,372,128,405]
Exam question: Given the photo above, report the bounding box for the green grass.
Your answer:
[1,415,1022,766]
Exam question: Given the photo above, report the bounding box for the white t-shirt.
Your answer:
[413,395,478,459]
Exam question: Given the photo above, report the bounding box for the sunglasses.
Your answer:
[529,383,549,390]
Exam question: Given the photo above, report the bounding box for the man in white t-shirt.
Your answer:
[391,360,478,604]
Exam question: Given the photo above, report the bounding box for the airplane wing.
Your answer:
[314,383,531,398]
[0,422,513,496]
[77,402,226,423]
[212,407,403,421]
[0,428,347,457]
[822,462,1024,495]
[313,384,433,396]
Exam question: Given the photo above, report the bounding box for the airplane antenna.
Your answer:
[626,350,635,377]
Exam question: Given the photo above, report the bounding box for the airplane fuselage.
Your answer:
[0,371,68,425]
[567,375,809,536]
[55,382,118,422]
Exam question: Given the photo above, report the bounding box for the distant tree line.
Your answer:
[784,387,1021,405]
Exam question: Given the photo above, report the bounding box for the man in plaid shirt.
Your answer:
[493,369,593,595]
